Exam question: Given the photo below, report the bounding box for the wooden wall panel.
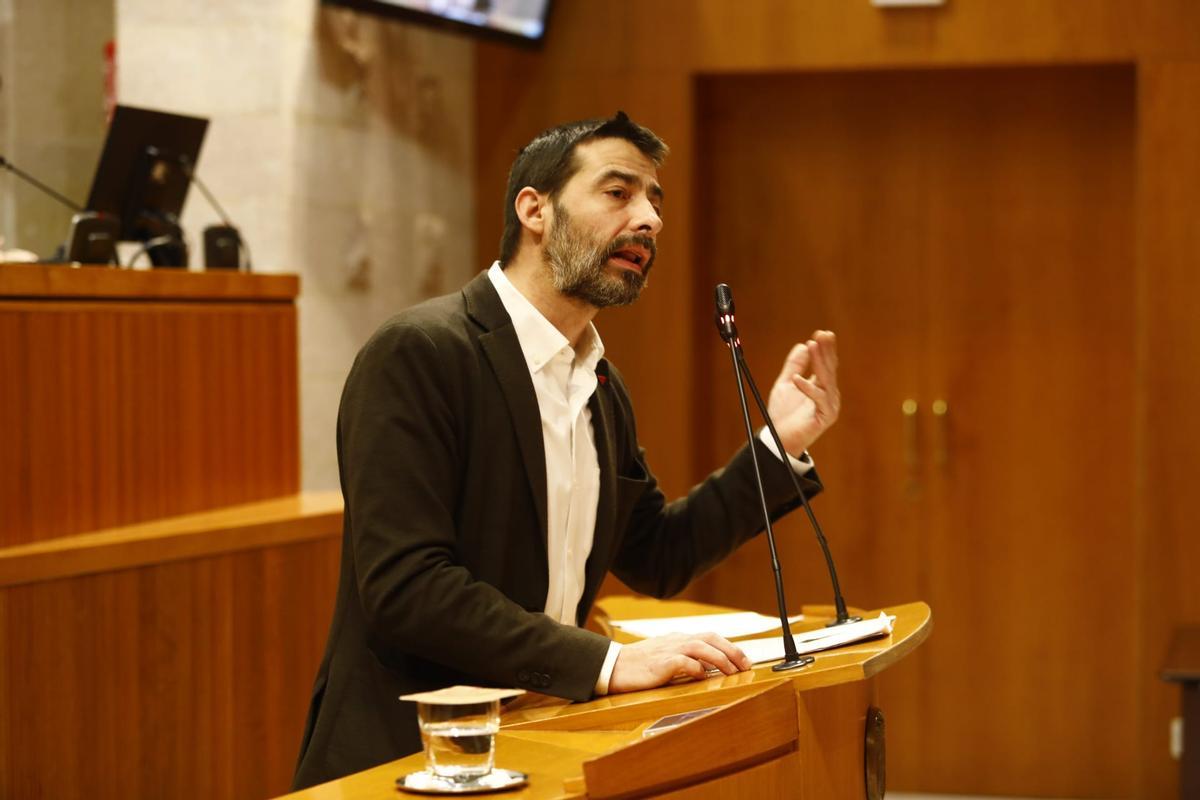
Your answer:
[694,66,1137,797]
[0,535,339,799]
[0,300,299,546]
[919,67,1138,795]
[1138,62,1200,800]
[688,0,1137,69]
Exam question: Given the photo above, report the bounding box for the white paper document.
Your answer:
[610,611,805,640]
[737,612,896,665]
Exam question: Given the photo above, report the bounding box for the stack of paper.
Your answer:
[737,612,896,665]
[610,611,805,640]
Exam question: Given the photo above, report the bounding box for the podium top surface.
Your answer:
[278,598,931,800]
[499,596,931,729]
[0,262,299,301]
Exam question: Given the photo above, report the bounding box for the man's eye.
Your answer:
[607,189,626,198]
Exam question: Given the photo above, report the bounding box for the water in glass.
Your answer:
[418,700,499,780]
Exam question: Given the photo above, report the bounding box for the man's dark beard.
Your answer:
[544,202,655,308]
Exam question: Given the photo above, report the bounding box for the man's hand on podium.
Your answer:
[608,632,753,693]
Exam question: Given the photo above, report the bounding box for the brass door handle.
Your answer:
[932,399,949,467]
[902,399,920,496]
[902,398,919,468]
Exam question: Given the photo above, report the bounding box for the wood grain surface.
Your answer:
[0,267,328,799]
[695,65,1136,797]
[1161,627,1200,683]
[581,681,798,799]
[275,598,928,800]
[0,262,299,301]
[498,598,930,737]
[1136,60,1200,800]
[0,491,342,587]
[0,297,300,546]
[0,534,340,799]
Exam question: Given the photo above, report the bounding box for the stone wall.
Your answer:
[116,0,476,490]
[0,0,113,257]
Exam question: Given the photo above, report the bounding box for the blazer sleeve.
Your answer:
[605,369,823,599]
[339,321,610,701]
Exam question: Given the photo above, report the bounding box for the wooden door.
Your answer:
[693,66,1136,797]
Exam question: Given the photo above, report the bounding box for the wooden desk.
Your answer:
[1162,626,1200,799]
[0,261,301,547]
[0,263,335,799]
[279,598,931,800]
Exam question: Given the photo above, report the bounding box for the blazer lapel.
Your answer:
[465,273,549,556]
[580,358,618,622]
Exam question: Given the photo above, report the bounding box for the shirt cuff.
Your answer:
[757,427,814,475]
[594,640,623,696]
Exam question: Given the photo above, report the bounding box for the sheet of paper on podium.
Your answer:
[610,611,805,639]
[738,612,896,664]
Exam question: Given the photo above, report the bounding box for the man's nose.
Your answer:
[630,195,663,236]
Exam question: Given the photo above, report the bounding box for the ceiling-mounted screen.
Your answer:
[322,0,552,46]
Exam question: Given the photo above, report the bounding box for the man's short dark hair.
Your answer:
[498,111,668,266]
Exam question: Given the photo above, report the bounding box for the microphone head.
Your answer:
[714,283,738,343]
[715,283,735,315]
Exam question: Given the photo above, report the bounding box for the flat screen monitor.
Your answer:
[85,105,208,249]
[321,0,552,46]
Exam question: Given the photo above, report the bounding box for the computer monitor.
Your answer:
[321,0,552,47]
[85,105,209,267]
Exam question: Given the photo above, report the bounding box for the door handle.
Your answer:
[902,398,919,469]
[932,399,949,468]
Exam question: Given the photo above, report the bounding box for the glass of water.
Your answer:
[417,699,501,780]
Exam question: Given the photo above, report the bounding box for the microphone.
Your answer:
[1,154,119,265]
[713,283,861,630]
[715,283,738,343]
[0,154,84,213]
[714,283,811,672]
[176,154,252,272]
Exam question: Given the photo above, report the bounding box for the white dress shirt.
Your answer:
[487,264,622,692]
[487,263,812,695]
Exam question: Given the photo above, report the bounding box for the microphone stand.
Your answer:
[0,155,83,213]
[716,282,861,629]
[736,347,861,627]
[177,154,252,272]
[1,153,120,265]
[717,304,813,671]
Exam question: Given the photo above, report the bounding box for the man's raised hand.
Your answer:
[766,330,841,457]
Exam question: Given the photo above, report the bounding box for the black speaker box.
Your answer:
[204,224,243,270]
[65,212,120,265]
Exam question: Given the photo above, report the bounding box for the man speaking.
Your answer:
[292,112,841,789]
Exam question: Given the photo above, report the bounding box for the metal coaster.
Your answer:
[396,768,529,795]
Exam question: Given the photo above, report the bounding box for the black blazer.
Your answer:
[291,272,819,789]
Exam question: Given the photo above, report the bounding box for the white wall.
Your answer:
[117,0,476,491]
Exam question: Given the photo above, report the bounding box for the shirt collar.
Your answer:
[487,262,605,374]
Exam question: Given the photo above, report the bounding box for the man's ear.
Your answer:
[514,187,550,238]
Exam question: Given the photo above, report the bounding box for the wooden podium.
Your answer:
[280,597,931,800]
[0,263,341,798]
